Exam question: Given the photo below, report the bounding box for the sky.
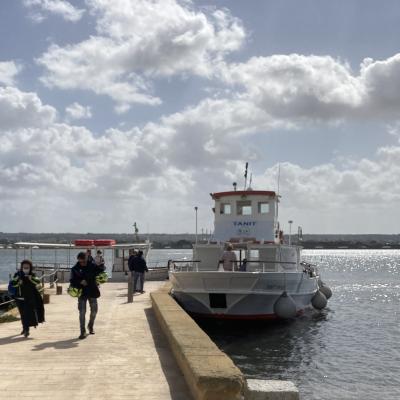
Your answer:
[1,0,400,234]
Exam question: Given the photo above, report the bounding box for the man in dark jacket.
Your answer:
[130,250,148,294]
[70,252,103,339]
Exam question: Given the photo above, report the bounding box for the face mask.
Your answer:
[22,268,30,274]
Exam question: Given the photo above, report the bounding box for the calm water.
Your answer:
[199,250,400,400]
[1,249,399,399]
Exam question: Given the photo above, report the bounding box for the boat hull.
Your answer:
[170,271,318,319]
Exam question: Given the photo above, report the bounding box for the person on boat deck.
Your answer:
[10,260,45,338]
[239,258,248,272]
[129,250,148,293]
[221,243,237,271]
[94,250,105,268]
[70,252,103,339]
[86,248,95,264]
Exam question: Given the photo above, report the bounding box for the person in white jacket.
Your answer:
[221,243,237,271]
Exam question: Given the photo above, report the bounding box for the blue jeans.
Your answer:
[78,297,98,333]
[133,272,145,292]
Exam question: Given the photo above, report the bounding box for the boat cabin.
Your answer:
[212,190,278,243]
[188,190,300,273]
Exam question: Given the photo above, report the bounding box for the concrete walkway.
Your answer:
[0,282,191,400]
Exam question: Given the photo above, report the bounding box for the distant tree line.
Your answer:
[0,232,399,249]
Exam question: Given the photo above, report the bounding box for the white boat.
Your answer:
[13,240,169,283]
[109,241,168,282]
[169,186,332,320]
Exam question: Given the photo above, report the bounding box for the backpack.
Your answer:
[8,280,17,297]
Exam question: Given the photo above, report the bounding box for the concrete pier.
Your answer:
[0,282,191,400]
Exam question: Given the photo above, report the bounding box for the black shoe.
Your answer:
[20,329,25,335]
[79,332,87,340]
[88,325,95,335]
[141,290,145,294]
[24,330,30,338]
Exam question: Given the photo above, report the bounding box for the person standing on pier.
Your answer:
[9,260,45,338]
[129,250,148,294]
[70,252,103,339]
[95,250,105,269]
[86,249,95,264]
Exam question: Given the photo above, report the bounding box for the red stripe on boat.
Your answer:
[190,309,304,320]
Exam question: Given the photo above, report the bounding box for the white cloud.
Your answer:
[37,0,245,111]
[0,86,56,130]
[1,81,400,232]
[254,151,400,233]
[220,53,400,122]
[0,61,22,86]
[24,0,85,22]
[65,102,92,120]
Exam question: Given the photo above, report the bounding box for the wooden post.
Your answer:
[56,285,63,295]
[43,292,50,304]
[127,271,133,303]
[50,274,54,288]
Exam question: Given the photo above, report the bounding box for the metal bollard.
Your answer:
[127,271,133,303]
[50,274,54,288]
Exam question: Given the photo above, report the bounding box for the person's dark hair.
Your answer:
[20,259,33,273]
[77,252,86,260]
[97,250,102,254]
[138,250,143,257]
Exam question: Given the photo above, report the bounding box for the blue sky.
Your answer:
[1,0,400,234]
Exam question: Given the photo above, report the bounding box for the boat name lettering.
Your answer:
[233,221,256,226]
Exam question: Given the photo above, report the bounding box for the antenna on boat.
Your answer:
[277,163,281,197]
[249,173,253,189]
[244,162,248,189]
[276,164,281,232]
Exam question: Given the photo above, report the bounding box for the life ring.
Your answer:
[74,239,94,247]
[93,239,116,247]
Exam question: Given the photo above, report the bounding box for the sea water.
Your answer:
[200,250,400,400]
[1,248,398,399]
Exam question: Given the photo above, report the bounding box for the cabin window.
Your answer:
[258,202,269,214]
[237,200,252,215]
[220,203,232,215]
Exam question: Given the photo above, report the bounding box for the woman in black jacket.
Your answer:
[10,260,45,337]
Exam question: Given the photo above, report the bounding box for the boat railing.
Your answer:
[168,260,201,272]
[147,260,171,269]
[33,262,71,270]
[300,261,319,277]
[168,259,299,272]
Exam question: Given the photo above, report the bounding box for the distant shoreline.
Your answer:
[0,232,399,250]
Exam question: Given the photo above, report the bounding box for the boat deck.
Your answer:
[0,282,190,400]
